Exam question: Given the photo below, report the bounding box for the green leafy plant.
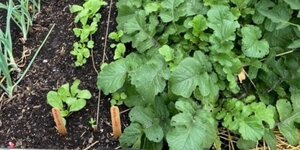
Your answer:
[109,31,126,60]
[88,118,97,129]
[70,0,107,66]
[97,0,300,149]
[47,79,92,117]
[0,0,53,98]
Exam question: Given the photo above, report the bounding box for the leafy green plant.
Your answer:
[97,0,300,150]
[70,0,106,66]
[89,118,97,129]
[47,79,92,117]
[109,31,126,60]
[0,0,52,98]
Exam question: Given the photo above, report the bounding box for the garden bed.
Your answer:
[1,0,300,150]
[0,0,127,149]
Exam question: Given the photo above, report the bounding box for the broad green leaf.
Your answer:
[277,99,300,145]
[283,0,300,10]
[77,90,92,99]
[250,103,275,128]
[158,45,174,62]
[203,0,229,6]
[276,99,293,121]
[129,106,154,128]
[123,11,158,52]
[290,87,300,111]
[237,138,256,150]
[189,15,207,36]
[238,116,265,141]
[47,91,63,110]
[97,59,128,94]
[170,57,203,98]
[167,100,217,150]
[69,99,86,112]
[258,3,293,27]
[170,51,215,98]
[207,5,239,41]
[144,122,164,142]
[159,0,185,23]
[130,57,169,101]
[120,123,143,148]
[129,106,164,142]
[263,129,277,150]
[288,39,300,49]
[184,0,208,16]
[241,25,269,58]
[144,2,160,15]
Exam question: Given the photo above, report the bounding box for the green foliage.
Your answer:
[70,0,107,66]
[88,118,97,129]
[97,0,300,149]
[47,79,92,118]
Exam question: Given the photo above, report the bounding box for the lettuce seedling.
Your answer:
[47,79,92,117]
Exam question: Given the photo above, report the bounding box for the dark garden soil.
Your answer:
[0,0,129,149]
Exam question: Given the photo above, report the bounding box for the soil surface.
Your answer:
[0,0,129,149]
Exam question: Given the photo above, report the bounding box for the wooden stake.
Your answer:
[52,108,67,136]
[110,106,122,138]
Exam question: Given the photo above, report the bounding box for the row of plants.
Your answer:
[0,0,46,98]
[95,0,300,150]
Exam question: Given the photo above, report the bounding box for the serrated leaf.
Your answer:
[241,25,269,58]
[170,51,215,98]
[123,11,158,52]
[167,100,217,150]
[276,99,300,145]
[207,5,240,41]
[189,15,207,36]
[130,57,169,101]
[158,45,174,62]
[144,123,164,142]
[159,0,185,23]
[144,2,160,15]
[258,3,293,26]
[97,59,128,94]
[69,99,86,112]
[239,116,265,141]
[120,123,143,148]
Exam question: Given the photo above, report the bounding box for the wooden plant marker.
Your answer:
[52,108,67,136]
[110,106,122,138]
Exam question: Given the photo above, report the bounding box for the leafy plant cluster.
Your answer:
[97,0,300,149]
[47,79,92,124]
[0,0,41,97]
[70,0,107,66]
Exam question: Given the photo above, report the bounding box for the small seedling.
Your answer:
[47,79,92,132]
[89,118,97,131]
[110,92,127,106]
[109,30,126,60]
